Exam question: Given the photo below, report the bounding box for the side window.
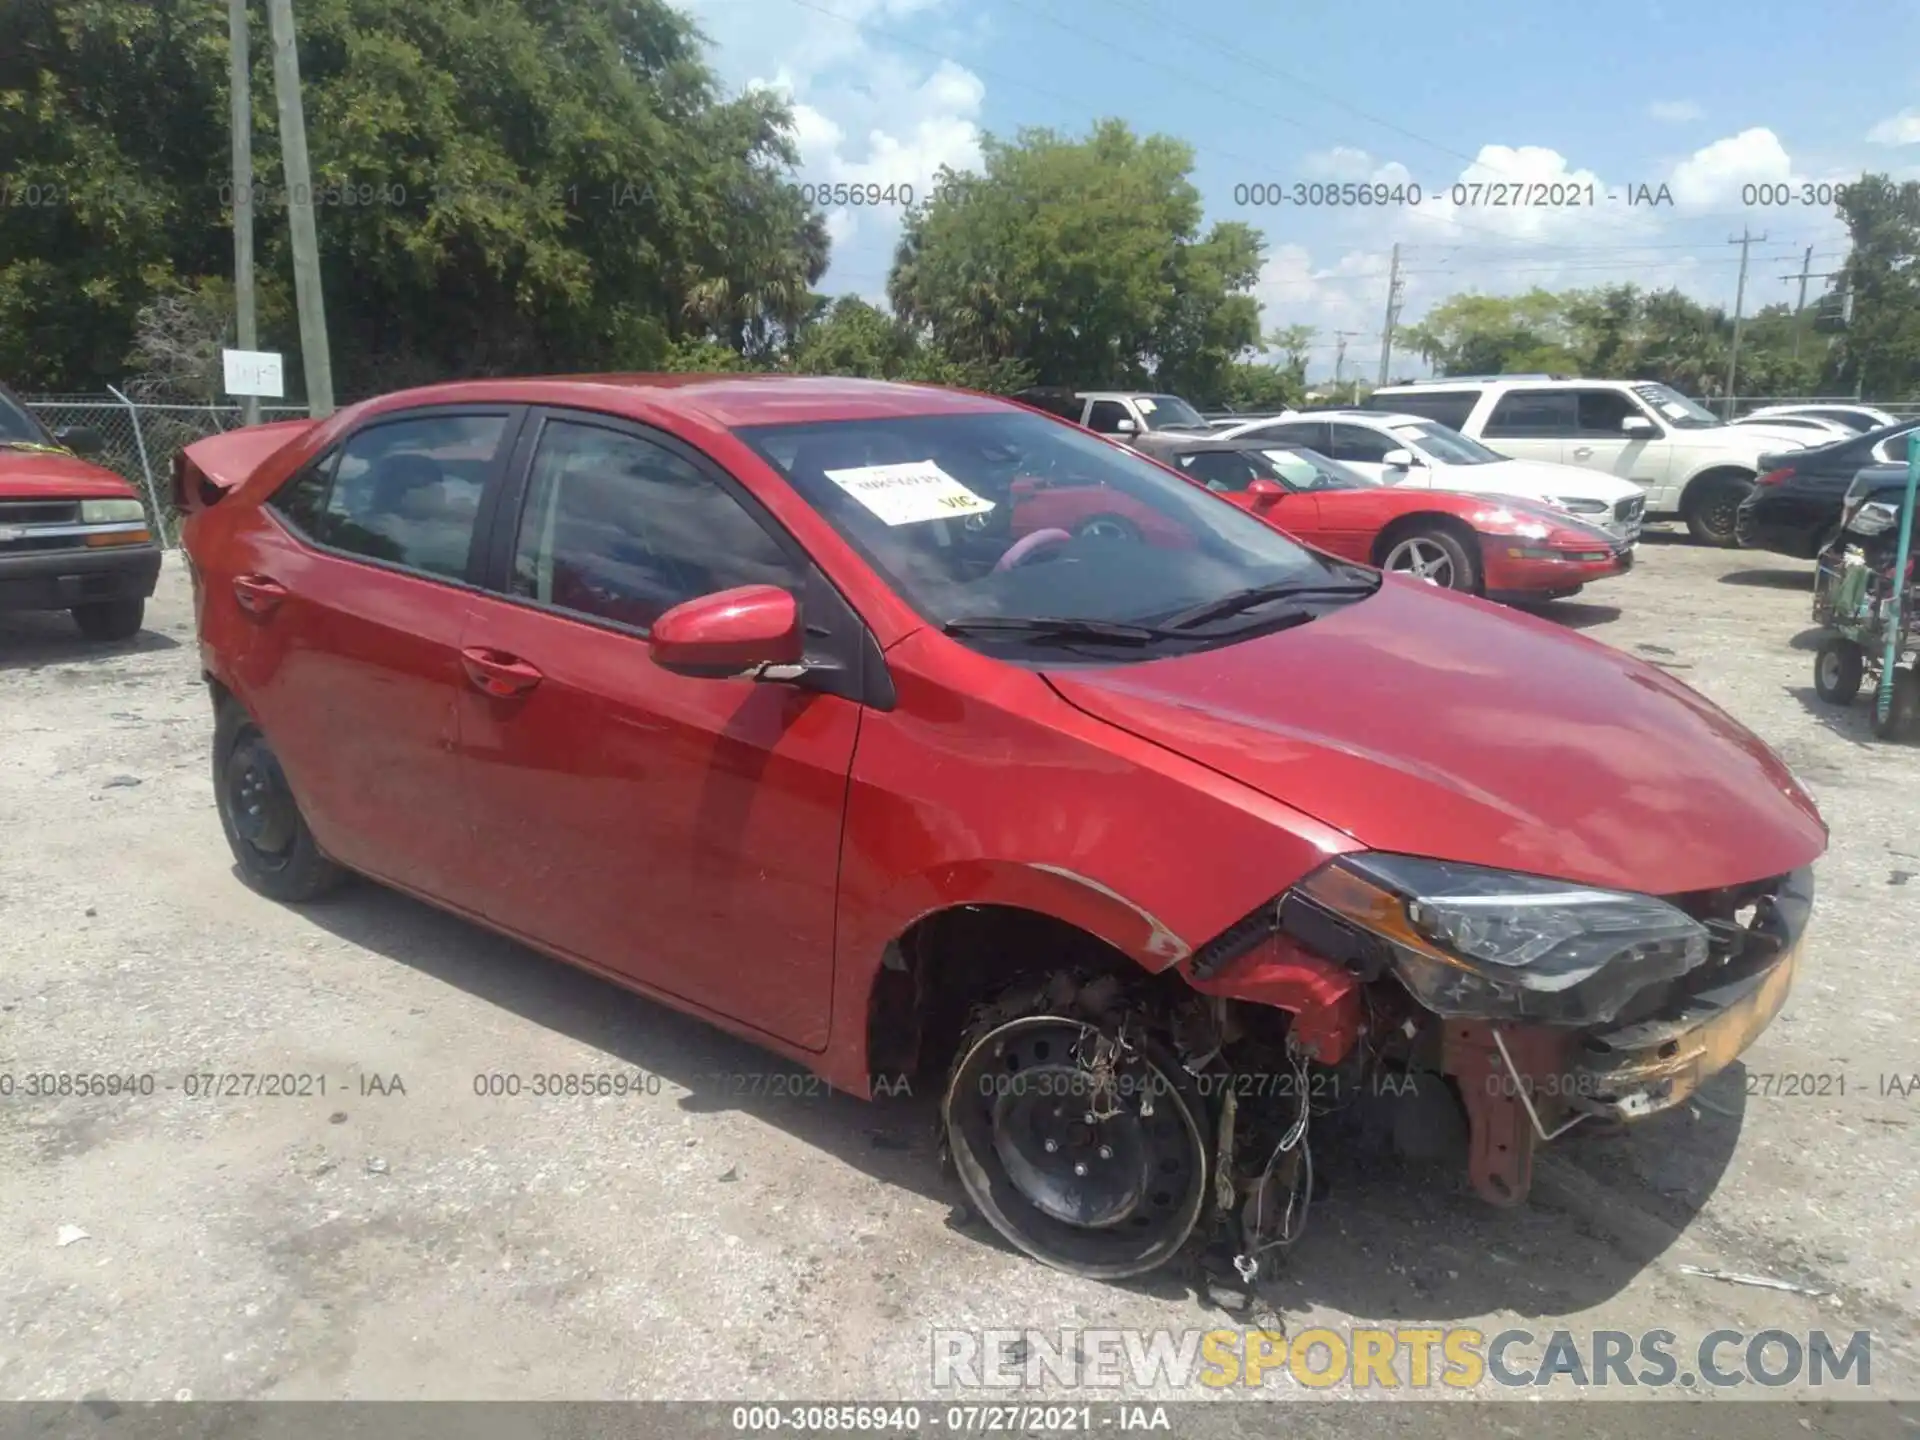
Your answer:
[1085,401,1131,433]
[269,451,339,535]
[1875,428,1918,465]
[510,419,805,633]
[1483,390,1577,438]
[1179,451,1261,492]
[294,414,506,578]
[1378,390,1478,429]
[1247,420,1330,452]
[1328,424,1399,463]
[1573,389,1646,436]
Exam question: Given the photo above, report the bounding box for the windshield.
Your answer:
[1137,395,1208,430]
[1631,383,1721,430]
[0,389,51,445]
[1388,421,1504,466]
[738,411,1375,653]
[1258,446,1379,489]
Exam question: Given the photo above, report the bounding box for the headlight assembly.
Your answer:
[1547,496,1611,515]
[1281,853,1709,1025]
[80,498,147,524]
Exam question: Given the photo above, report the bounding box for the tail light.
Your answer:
[1757,467,1794,487]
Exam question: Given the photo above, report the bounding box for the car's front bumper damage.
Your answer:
[1178,864,1812,1230]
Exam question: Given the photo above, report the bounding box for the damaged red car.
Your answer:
[177,376,1826,1281]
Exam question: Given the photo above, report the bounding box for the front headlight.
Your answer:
[1849,500,1899,536]
[1283,853,1709,1025]
[1547,496,1610,515]
[80,498,147,523]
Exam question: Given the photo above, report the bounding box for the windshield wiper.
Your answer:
[1161,578,1377,631]
[942,615,1182,646]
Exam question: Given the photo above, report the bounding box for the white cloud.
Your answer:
[1666,126,1793,207]
[1868,108,1920,146]
[676,0,987,295]
[1647,100,1704,123]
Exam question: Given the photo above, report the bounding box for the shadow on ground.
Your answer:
[1719,566,1815,591]
[0,612,180,672]
[295,878,1741,1321]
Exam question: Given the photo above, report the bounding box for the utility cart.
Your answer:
[1811,434,1920,740]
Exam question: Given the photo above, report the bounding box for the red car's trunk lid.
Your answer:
[1044,580,1826,896]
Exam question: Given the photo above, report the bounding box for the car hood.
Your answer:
[0,447,138,500]
[1044,580,1825,896]
[1417,458,1643,504]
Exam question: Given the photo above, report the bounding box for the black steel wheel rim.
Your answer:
[225,735,297,870]
[944,1016,1207,1277]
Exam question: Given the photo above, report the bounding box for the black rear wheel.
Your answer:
[213,702,344,902]
[1683,473,1752,547]
[1814,637,1865,705]
[943,1007,1209,1279]
[71,597,144,642]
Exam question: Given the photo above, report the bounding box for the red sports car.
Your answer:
[1120,434,1630,602]
[176,375,1821,1282]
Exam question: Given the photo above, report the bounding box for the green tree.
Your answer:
[0,0,831,394]
[1827,174,1920,400]
[786,295,1031,391]
[888,120,1261,391]
[1399,290,1583,376]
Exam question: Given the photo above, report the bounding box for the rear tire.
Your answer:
[1873,666,1920,741]
[1379,525,1480,593]
[1682,471,1752,548]
[1814,637,1864,705]
[212,701,344,902]
[71,597,144,642]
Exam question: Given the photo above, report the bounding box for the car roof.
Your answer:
[346,373,1010,429]
[1242,409,1427,427]
[1134,433,1313,454]
[1375,378,1637,392]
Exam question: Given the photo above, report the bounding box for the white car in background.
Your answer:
[1209,408,1648,543]
[1729,414,1856,444]
[1744,403,1899,435]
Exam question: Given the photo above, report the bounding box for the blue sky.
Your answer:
[677,0,1920,378]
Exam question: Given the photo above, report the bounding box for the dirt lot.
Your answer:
[2,531,1918,1410]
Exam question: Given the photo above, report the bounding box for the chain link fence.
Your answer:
[20,391,312,547]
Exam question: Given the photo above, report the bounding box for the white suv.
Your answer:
[1210,408,1647,543]
[1367,378,1817,546]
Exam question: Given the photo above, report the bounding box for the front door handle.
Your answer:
[232,573,288,616]
[461,646,544,698]
[1571,446,1595,460]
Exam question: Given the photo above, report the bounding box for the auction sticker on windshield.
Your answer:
[824,460,996,526]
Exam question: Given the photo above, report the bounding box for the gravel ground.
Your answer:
[2,531,1918,1415]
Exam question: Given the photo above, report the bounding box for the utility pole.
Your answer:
[265,0,334,417]
[227,0,260,426]
[1781,244,1814,365]
[1333,329,1359,400]
[1722,228,1766,419]
[1377,243,1404,387]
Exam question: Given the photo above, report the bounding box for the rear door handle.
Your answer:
[460,646,544,698]
[1571,446,1595,460]
[232,573,288,616]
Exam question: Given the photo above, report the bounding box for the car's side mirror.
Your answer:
[54,425,104,456]
[650,585,804,680]
[1113,417,1138,434]
[1622,416,1656,437]
[1245,477,1287,505]
[1381,448,1414,469]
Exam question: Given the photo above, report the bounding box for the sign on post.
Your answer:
[222,348,285,398]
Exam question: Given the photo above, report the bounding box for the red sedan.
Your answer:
[177,375,1823,1281]
[1124,434,1630,602]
